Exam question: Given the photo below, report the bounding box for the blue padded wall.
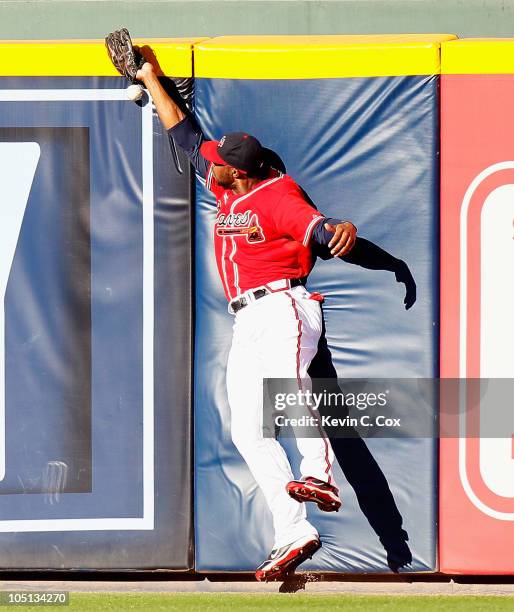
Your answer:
[194,75,438,573]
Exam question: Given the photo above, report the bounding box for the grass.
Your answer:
[7,593,512,611]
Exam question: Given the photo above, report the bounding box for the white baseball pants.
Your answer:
[226,284,336,548]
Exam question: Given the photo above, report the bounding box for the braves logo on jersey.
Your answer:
[216,210,265,243]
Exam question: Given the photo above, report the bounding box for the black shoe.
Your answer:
[255,535,321,582]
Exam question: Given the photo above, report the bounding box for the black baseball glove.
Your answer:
[105,28,145,83]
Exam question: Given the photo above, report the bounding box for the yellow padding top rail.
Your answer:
[442,39,514,74]
[194,35,457,79]
[0,39,204,77]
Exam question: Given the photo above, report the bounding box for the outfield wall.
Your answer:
[0,35,513,574]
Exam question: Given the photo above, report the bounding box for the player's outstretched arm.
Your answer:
[136,61,185,130]
[136,55,209,177]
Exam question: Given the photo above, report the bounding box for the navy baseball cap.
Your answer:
[200,132,266,173]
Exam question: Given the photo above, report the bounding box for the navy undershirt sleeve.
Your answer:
[311,217,343,246]
[167,115,209,178]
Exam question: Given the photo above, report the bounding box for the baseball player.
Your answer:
[104,31,357,581]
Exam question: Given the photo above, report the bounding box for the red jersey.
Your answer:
[206,163,324,301]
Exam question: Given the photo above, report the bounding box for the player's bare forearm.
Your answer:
[136,63,185,130]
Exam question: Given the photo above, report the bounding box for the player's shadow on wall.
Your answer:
[315,236,416,309]
[308,237,416,573]
[293,162,416,572]
[269,149,417,309]
[262,148,416,573]
[308,327,413,573]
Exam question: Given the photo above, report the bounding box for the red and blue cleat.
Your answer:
[255,534,321,582]
[286,476,342,512]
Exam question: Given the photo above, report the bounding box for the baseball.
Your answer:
[126,84,144,101]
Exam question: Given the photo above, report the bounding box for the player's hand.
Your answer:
[135,61,154,83]
[394,260,417,310]
[135,45,164,82]
[326,221,357,257]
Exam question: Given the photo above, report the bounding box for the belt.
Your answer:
[229,278,305,314]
